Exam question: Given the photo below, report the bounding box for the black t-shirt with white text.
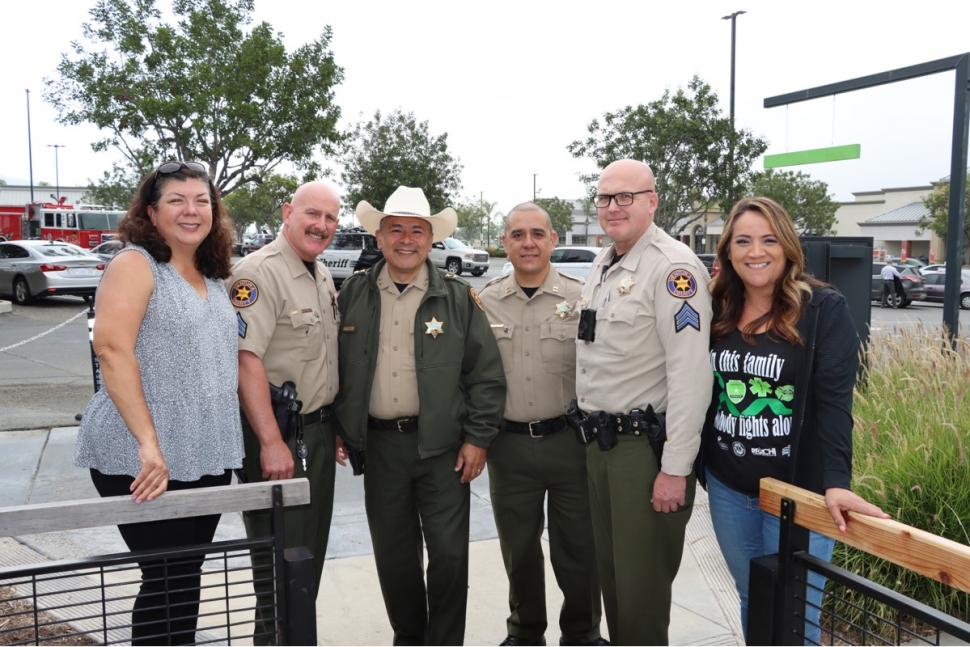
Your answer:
[704,328,797,496]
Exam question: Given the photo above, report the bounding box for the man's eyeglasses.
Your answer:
[593,189,654,208]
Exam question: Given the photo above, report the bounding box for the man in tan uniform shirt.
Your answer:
[480,204,604,647]
[575,160,712,645]
[226,182,341,645]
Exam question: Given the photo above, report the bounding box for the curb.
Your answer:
[0,300,11,314]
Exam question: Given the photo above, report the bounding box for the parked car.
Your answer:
[502,246,603,279]
[90,239,125,263]
[696,253,720,278]
[920,271,970,310]
[0,240,106,305]
[429,237,489,276]
[870,262,926,308]
[919,264,970,276]
[318,229,379,288]
[240,234,275,256]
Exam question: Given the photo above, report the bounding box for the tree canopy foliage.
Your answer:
[745,169,839,235]
[45,0,343,197]
[222,173,300,239]
[568,76,767,236]
[920,176,970,261]
[534,197,576,237]
[340,109,463,214]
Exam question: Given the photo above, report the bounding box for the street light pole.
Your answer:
[47,144,65,202]
[722,10,746,239]
[722,10,746,128]
[26,90,35,204]
[533,174,537,201]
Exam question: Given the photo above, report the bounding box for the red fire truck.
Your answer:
[0,200,124,249]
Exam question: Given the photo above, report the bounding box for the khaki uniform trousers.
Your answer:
[241,416,336,646]
[586,434,696,646]
[364,426,470,646]
[488,427,603,644]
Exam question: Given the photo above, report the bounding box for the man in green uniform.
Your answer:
[334,186,506,646]
[575,160,713,645]
[226,182,341,645]
[479,203,605,647]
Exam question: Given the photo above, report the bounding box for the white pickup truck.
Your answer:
[429,238,489,276]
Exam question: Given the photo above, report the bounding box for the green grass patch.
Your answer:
[831,324,970,635]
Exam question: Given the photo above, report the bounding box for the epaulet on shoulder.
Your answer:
[443,272,465,282]
[482,275,504,291]
[559,271,584,283]
[352,268,367,275]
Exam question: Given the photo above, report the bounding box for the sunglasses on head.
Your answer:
[155,161,208,176]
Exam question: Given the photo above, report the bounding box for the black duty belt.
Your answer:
[368,415,419,433]
[580,408,651,436]
[503,416,568,438]
[301,405,333,426]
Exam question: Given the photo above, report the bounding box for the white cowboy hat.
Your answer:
[356,186,457,243]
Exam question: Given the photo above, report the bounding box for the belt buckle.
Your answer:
[528,420,542,438]
[396,418,408,433]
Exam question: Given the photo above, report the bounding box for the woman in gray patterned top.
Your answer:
[74,161,243,645]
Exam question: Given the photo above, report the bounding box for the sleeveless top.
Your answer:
[74,245,244,482]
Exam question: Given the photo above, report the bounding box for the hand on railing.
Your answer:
[823,487,890,534]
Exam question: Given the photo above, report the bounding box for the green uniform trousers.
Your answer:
[586,434,695,646]
[240,416,336,646]
[364,427,470,646]
[488,428,603,644]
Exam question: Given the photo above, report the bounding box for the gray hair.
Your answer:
[504,202,553,235]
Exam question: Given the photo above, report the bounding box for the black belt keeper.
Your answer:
[368,415,419,433]
[502,416,568,438]
[301,405,333,426]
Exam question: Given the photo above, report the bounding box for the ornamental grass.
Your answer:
[830,323,970,636]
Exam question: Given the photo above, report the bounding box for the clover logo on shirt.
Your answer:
[775,384,794,402]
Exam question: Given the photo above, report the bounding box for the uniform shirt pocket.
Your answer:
[288,308,322,360]
[491,323,515,374]
[540,318,577,375]
[594,303,639,357]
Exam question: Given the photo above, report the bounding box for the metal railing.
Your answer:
[0,479,315,645]
[749,478,970,645]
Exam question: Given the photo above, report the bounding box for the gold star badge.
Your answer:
[425,317,444,339]
[618,276,635,294]
[555,300,573,319]
[674,275,691,292]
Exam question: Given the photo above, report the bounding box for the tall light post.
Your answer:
[47,144,65,202]
[721,10,746,249]
[533,174,537,201]
[721,10,746,128]
[26,90,35,204]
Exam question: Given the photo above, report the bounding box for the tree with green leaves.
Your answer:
[919,176,970,261]
[745,169,839,235]
[83,162,141,209]
[534,197,576,239]
[340,109,463,214]
[45,0,343,197]
[568,76,767,236]
[222,173,300,239]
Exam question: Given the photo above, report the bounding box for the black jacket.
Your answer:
[702,285,858,495]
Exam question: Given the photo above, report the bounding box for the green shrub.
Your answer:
[486,246,507,258]
[832,325,970,632]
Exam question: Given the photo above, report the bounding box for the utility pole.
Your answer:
[533,174,537,201]
[47,144,65,202]
[722,9,746,237]
[26,90,35,204]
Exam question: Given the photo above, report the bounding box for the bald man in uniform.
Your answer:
[479,203,604,647]
[575,160,712,645]
[226,182,341,645]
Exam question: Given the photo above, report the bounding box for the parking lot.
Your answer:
[1,263,967,431]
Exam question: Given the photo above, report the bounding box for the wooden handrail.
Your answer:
[759,477,970,595]
[0,478,310,537]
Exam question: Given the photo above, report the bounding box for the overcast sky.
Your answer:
[1,1,968,217]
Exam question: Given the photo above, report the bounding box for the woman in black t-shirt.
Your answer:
[701,197,887,644]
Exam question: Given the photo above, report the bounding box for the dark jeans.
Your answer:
[91,469,231,646]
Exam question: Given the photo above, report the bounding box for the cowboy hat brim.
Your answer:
[356,201,458,243]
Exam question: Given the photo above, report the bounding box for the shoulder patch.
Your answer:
[237,312,248,338]
[666,269,698,299]
[230,279,259,307]
[674,302,701,332]
[470,287,485,312]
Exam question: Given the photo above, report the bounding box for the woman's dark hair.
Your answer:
[710,196,822,345]
[118,163,234,279]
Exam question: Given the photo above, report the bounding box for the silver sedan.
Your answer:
[0,240,105,305]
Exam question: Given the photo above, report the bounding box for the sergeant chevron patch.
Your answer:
[674,302,700,332]
[237,312,248,339]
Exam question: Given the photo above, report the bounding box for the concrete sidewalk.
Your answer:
[0,427,743,645]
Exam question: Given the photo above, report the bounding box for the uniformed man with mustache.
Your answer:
[226,181,342,645]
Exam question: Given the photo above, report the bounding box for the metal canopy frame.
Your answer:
[765,53,969,340]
